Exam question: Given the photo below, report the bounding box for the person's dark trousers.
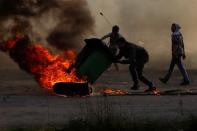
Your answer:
[163,57,190,82]
[129,62,153,88]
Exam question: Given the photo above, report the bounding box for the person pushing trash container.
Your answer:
[159,23,190,85]
[101,25,122,71]
[116,37,157,92]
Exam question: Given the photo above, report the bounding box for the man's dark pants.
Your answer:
[163,56,190,82]
[129,61,153,88]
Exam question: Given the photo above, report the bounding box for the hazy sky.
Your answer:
[87,0,197,68]
[1,0,197,69]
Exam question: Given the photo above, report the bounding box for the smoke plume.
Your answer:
[47,0,94,50]
[0,0,94,89]
[0,0,94,50]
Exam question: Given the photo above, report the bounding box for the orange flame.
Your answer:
[1,36,85,89]
[100,88,160,96]
[99,88,129,95]
[153,90,160,96]
[0,37,21,51]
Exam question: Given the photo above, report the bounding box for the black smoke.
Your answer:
[0,0,94,50]
[47,0,94,50]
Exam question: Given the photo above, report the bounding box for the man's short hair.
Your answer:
[117,37,126,43]
[171,23,181,32]
[112,25,119,31]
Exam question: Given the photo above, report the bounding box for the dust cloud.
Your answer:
[87,0,197,69]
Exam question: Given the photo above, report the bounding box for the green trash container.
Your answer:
[53,38,115,96]
[75,38,116,83]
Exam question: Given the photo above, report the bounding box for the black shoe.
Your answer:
[131,84,140,90]
[159,78,167,84]
[145,87,157,92]
[180,81,190,86]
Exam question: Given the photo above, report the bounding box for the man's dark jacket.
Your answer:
[117,42,149,65]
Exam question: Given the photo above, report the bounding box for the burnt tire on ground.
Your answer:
[53,82,90,96]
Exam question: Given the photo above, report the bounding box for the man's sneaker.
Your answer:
[145,87,157,92]
[180,81,190,86]
[131,84,140,90]
[159,78,167,84]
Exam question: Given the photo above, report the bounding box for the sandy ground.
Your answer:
[1,52,197,128]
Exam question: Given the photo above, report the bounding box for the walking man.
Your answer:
[159,23,190,85]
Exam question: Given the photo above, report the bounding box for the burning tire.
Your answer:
[53,82,91,96]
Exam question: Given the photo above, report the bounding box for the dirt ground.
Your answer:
[1,52,197,128]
